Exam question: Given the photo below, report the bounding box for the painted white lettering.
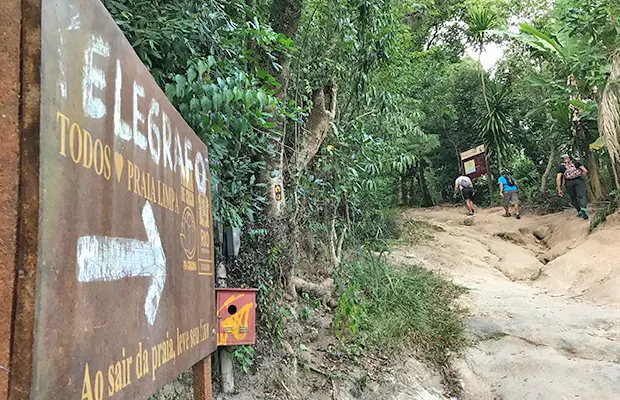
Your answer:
[58,35,68,100]
[83,35,110,119]
[195,152,207,194]
[133,82,147,150]
[162,113,173,171]
[174,132,184,178]
[148,100,161,165]
[114,60,132,141]
[184,137,194,184]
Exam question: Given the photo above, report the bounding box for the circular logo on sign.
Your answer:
[180,206,197,259]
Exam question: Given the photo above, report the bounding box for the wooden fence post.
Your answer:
[192,356,213,400]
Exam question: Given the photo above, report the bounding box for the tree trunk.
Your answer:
[540,144,556,194]
[567,74,604,200]
[455,147,464,175]
[328,199,346,268]
[264,0,304,219]
[597,53,620,190]
[495,138,503,172]
[485,152,494,200]
[586,149,604,200]
[479,46,499,200]
[397,175,404,205]
[479,44,491,114]
[262,0,305,297]
[408,166,417,206]
[402,174,409,206]
[418,159,434,207]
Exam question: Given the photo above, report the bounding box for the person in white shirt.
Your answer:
[454,175,475,216]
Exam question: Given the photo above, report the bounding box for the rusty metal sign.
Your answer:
[34,0,216,398]
[460,145,488,179]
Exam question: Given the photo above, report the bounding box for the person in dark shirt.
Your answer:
[556,154,589,219]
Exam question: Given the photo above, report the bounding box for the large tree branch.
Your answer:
[292,84,337,172]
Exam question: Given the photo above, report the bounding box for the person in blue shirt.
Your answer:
[498,171,520,219]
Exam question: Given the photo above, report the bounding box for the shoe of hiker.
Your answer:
[454,175,475,215]
[556,154,589,220]
[498,171,521,220]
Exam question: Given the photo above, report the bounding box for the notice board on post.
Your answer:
[460,144,487,179]
[30,0,217,398]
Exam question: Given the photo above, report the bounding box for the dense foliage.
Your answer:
[107,0,619,387]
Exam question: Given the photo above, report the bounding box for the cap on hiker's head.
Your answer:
[561,154,570,159]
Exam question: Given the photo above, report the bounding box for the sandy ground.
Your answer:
[393,206,620,400]
[210,206,620,400]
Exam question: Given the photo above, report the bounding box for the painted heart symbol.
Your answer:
[114,152,124,182]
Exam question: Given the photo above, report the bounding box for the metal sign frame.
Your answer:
[1,1,216,399]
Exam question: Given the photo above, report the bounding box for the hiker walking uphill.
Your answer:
[557,154,589,220]
[498,172,520,219]
[454,175,475,216]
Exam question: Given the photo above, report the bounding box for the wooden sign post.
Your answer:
[0,0,216,399]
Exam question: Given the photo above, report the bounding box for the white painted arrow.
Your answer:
[76,201,166,326]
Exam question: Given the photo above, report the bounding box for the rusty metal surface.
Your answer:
[9,1,42,399]
[34,0,216,398]
[216,289,257,346]
[0,0,23,397]
[463,153,488,179]
[192,356,213,400]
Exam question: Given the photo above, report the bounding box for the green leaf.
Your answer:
[190,97,200,112]
[590,136,606,151]
[197,60,208,77]
[165,83,176,99]
[224,89,233,104]
[519,24,561,57]
[176,84,185,99]
[257,91,267,108]
[188,67,197,83]
[556,30,579,59]
[526,75,551,87]
[200,96,212,111]
[213,92,223,111]
[299,344,308,351]
[175,74,187,86]
[569,100,587,110]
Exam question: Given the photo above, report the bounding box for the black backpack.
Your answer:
[503,175,516,187]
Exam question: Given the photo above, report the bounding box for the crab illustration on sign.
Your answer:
[180,206,197,259]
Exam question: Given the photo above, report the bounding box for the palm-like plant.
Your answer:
[478,80,511,171]
[467,6,499,114]
[516,21,620,190]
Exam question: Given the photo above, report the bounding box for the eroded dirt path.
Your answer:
[393,207,620,400]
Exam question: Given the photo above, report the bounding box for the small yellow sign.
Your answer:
[464,159,476,174]
[275,185,282,201]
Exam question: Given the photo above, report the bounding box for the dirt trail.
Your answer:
[393,206,620,400]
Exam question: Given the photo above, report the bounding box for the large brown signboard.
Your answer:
[34,0,216,398]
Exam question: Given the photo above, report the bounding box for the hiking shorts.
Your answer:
[502,190,519,206]
[461,187,474,200]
